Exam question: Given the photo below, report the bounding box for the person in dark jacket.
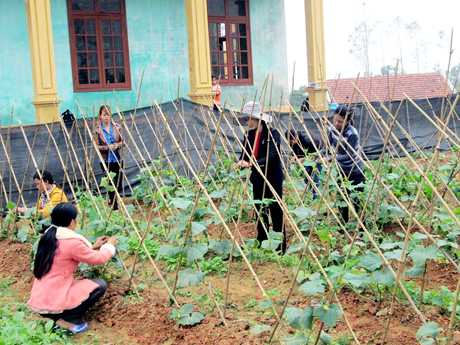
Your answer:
[325,105,365,223]
[95,105,124,210]
[286,129,322,199]
[237,101,286,253]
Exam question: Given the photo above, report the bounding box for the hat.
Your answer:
[241,101,273,123]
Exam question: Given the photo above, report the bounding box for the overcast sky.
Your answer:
[285,0,460,88]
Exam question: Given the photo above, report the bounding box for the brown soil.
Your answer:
[1,238,458,345]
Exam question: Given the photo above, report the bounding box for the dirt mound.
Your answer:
[93,282,259,345]
[0,240,33,287]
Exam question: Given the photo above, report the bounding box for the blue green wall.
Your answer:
[0,1,34,125]
[51,0,191,118]
[0,0,288,125]
[221,0,289,110]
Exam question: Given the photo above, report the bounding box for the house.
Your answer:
[326,73,453,105]
[0,0,298,125]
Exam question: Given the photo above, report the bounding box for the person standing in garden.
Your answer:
[212,76,222,111]
[95,105,124,210]
[325,105,366,223]
[28,202,117,334]
[237,101,286,253]
[16,170,68,219]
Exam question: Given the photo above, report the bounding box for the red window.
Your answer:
[208,0,253,85]
[67,0,131,91]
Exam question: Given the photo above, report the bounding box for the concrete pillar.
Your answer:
[185,0,213,106]
[305,0,328,112]
[26,0,59,123]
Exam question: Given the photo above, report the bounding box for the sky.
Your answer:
[285,0,460,88]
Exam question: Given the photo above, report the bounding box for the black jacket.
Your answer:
[240,126,284,187]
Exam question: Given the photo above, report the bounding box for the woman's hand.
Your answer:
[236,160,251,169]
[93,236,109,250]
[107,236,118,246]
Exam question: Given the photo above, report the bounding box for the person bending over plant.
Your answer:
[237,101,286,254]
[28,202,117,334]
[324,105,366,223]
[16,170,68,219]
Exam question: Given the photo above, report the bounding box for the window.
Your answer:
[208,0,253,85]
[67,0,131,91]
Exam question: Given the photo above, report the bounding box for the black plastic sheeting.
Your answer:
[0,96,459,207]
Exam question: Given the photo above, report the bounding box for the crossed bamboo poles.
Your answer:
[0,83,458,342]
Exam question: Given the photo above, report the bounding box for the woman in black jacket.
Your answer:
[237,102,286,253]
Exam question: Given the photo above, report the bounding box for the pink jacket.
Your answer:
[28,236,115,314]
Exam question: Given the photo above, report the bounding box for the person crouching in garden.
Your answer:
[286,129,322,199]
[325,105,366,223]
[95,105,124,210]
[17,170,67,219]
[28,202,117,334]
[237,101,286,253]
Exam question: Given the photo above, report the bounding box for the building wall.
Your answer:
[51,0,191,118]
[221,0,289,110]
[0,1,34,125]
[0,0,289,125]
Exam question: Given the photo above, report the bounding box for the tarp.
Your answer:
[0,96,459,207]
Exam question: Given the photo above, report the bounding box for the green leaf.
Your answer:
[16,227,29,243]
[186,243,208,263]
[177,269,205,288]
[319,332,333,344]
[171,198,192,210]
[358,252,382,271]
[6,201,16,210]
[292,207,317,221]
[299,279,325,296]
[313,303,343,328]
[258,299,273,309]
[281,334,309,345]
[412,232,428,241]
[405,264,426,277]
[380,241,400,250]
[416,322,441,342]
[286,242,304,255]
[409,245,438,266]
[191,222,207,236]
[344,272,370,289]
[261,231,283,251]
[209,239,232,257]
[372,268,395,286]
[178,311,205,326]
[250,324,271,335]
[384,249,403,261]
[157,245,182,259]
[209,190,226,199]
[284,306,313,330]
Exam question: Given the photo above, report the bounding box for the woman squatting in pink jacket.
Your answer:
[28,202,117,334]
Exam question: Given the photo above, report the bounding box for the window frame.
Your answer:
[208,0,254,86]
[67,0,132,92]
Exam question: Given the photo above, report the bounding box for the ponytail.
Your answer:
[33,226,58,279]
[33,202,78,279]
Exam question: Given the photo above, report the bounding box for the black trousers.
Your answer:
[339,171,365,224]
[101,161,123,210]
[252,179,286,253]
[41,279,107,324]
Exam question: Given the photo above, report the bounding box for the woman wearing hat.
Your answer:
[237,102,286,253]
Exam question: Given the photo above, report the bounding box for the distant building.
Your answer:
[327,73,454,105]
